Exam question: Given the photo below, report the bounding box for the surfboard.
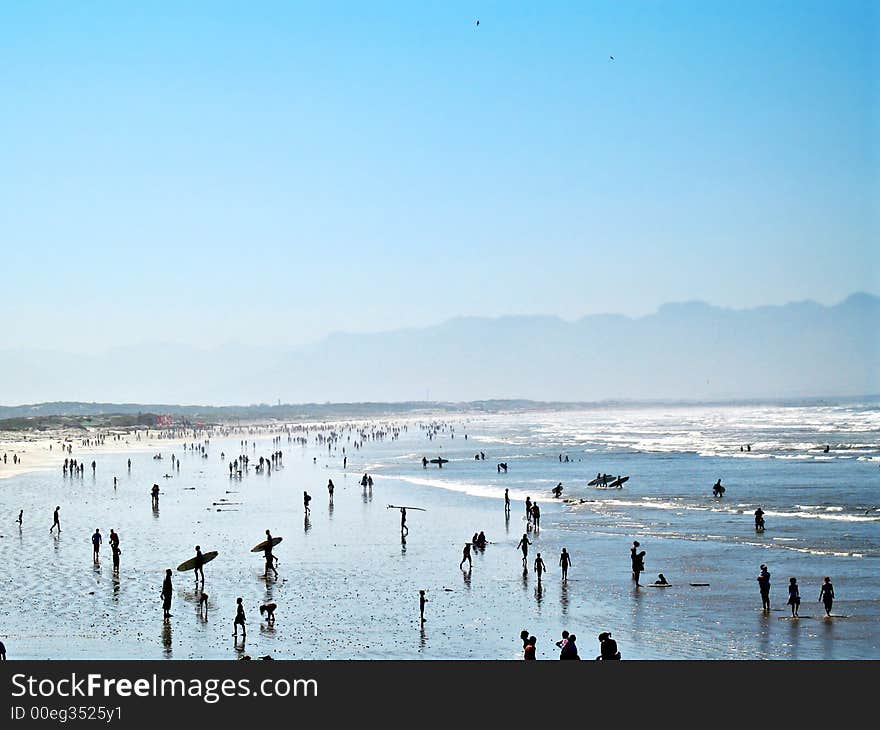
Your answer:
[609,476,629,488]
[689,582,710,587]
[429,458,449,464]
[250,537,282,553]
[588,476,613,486]
[387,505,427,511]
[177,551,218,572]
[646,583,673,587]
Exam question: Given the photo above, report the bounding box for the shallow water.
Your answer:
[0,403,878,659]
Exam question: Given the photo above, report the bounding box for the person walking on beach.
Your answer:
[234,597,247,637]
[399,507,408,535]
[16,509,23,526]
[517,533,532,571]
[531,502,541,531]
[328,479,335,503]
[91,529,102,561]
[161,569,173,619]
[263,530,278,578]
[460,542,472,570]
[419,590,427,623]
[757,564,771,610]
[525,497,532,525]
[818,577,835,616]
[559,548,572,581]
[631,541,646,586]
[151,484,160,507]
[303,491,312,515]
[534,552,547,582]
[788,577,801,617]
[50,506,61,534]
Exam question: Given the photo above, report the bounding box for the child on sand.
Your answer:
[234,597,247,636]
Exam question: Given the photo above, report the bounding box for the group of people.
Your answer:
[521,629,620,660]
[756,564,835,617]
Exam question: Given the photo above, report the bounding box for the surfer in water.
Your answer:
[818,577,834,616]
[757,564,771,610]
[754,507,765,531]
[559,548,572,581]
[552,483,563,498]
[161,569,173,619]
[517,533,532,571]
[712,479,725,497]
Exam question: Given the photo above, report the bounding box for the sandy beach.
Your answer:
[0,405,877,660]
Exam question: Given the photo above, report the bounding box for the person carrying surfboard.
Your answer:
[263,530,278,578]
[194,545,205,583]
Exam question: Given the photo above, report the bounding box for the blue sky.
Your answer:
[1,1,876,351]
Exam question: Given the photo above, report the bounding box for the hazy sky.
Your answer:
[1,1,876,352]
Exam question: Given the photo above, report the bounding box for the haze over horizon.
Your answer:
[2,292,877,406]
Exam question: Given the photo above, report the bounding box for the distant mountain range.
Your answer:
[1,293,877,407]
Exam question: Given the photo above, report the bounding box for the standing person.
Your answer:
[399,507,408,535]
[303,491,311,516]
[531,502,541,531]
[419,590,427,623]
[504,488,510,515]
[534,553,547,582]
[111,542,121,573]
[151,484,160,506]
[523,636,537,660]
[818,577,835,616]
[517,533,532,570]
[757,564,771,610]
[559,548,572,581]
[16,509,23,526]
[788,577,801,617]
[459,542,472,570]
[0,639,5,660]
[327,479,335,503]
[754,507,765,531]
[234,597,247,637]
[631,541,645,586]
[525,497,532,525]
[161,569,173,619]
[49,506,61,534]
[91,529,102,561]
[194,546,205,584]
